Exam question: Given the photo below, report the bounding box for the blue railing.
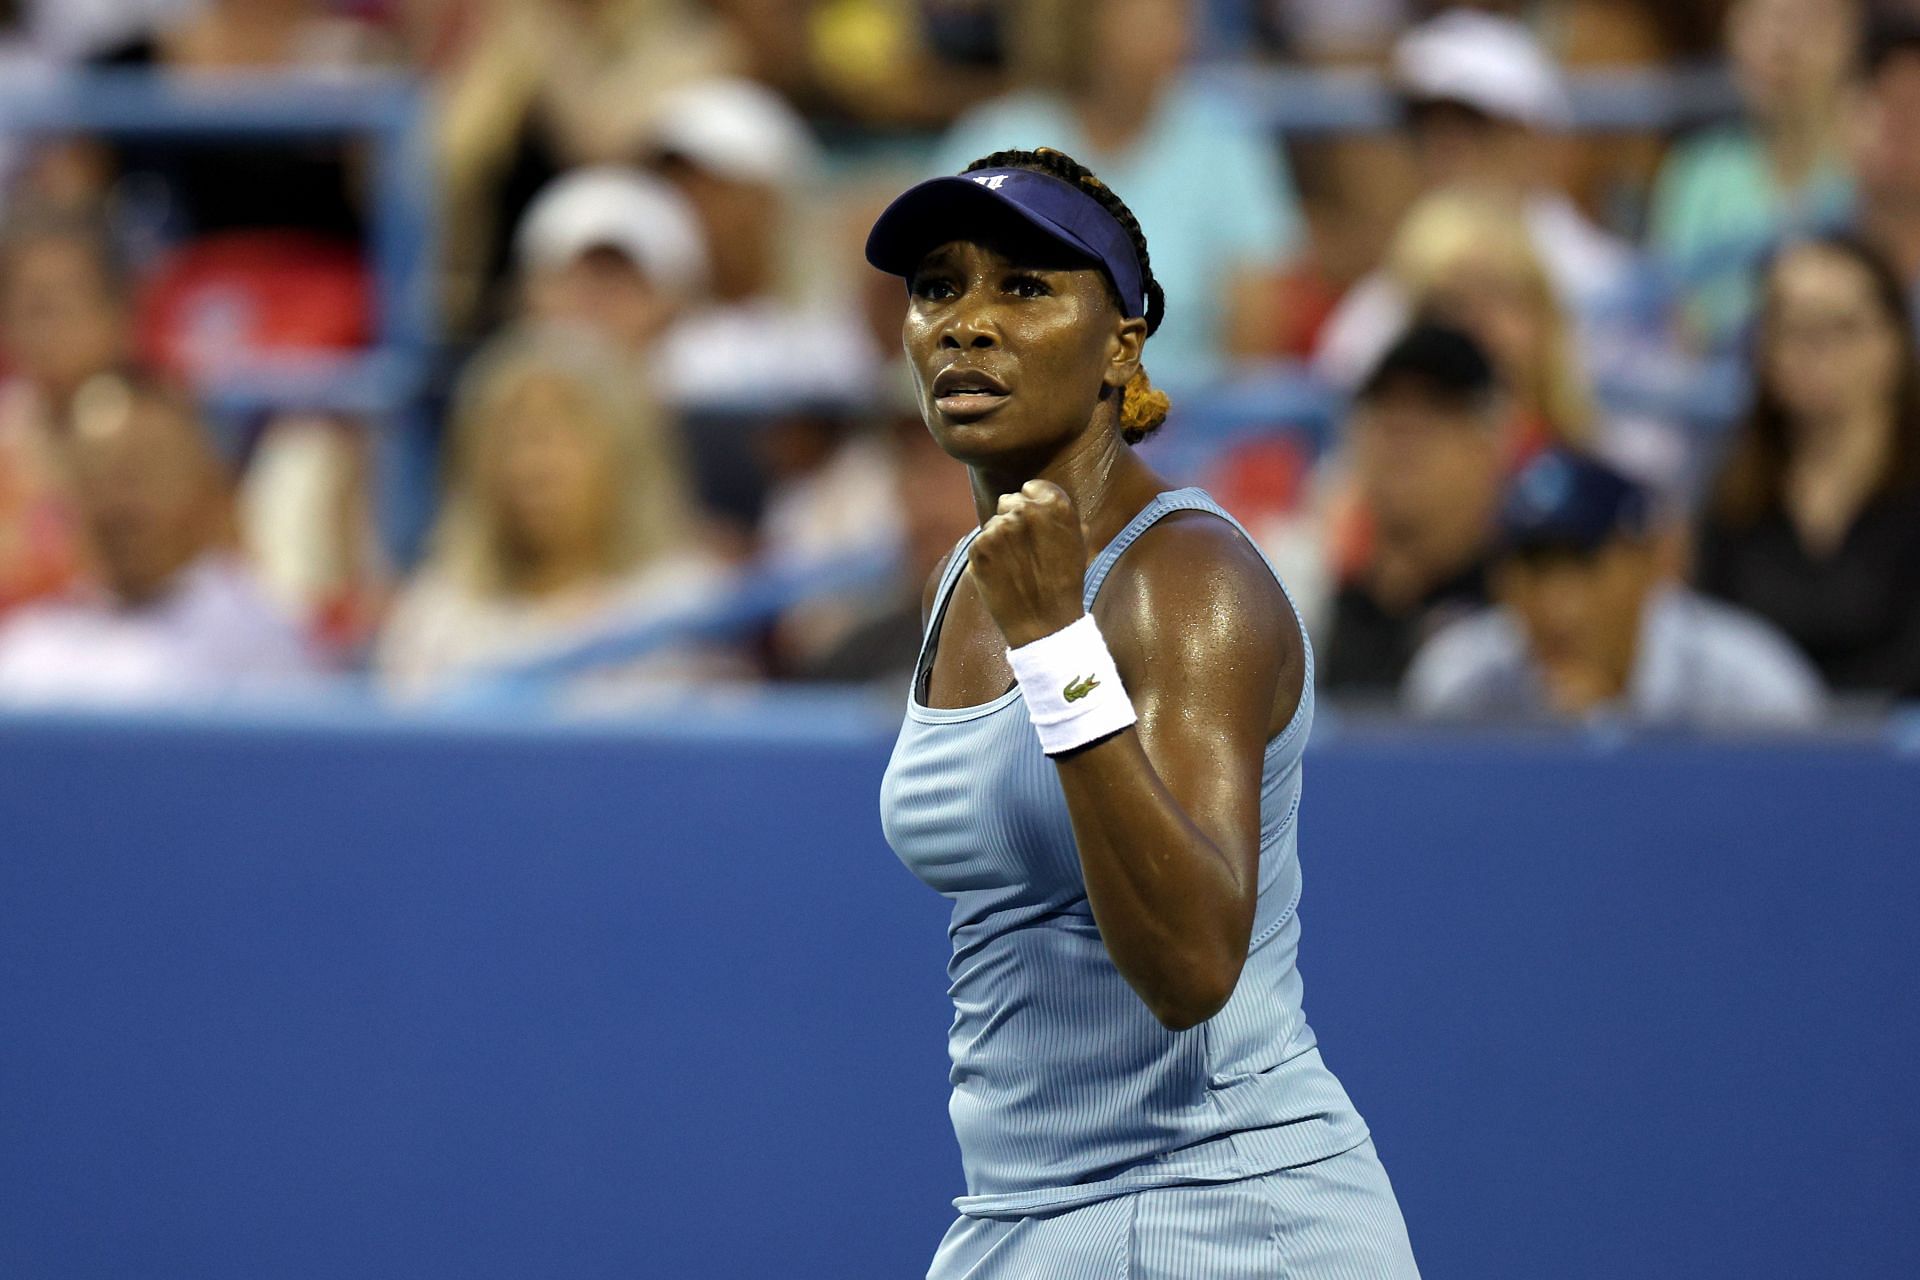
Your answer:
[1212,61,1740,134]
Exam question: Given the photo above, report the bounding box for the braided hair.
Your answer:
[962,147,1172,443]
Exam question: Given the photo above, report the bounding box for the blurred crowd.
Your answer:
[0,0,1916,729]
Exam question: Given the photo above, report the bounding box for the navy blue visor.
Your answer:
[865,168,1149,326]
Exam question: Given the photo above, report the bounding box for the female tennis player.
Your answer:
[874,149,1420,1278]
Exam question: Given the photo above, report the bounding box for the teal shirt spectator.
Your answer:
[932,84,1305,393]
[1649,126,1855,350]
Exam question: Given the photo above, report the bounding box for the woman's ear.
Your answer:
[1104,315,1148,391]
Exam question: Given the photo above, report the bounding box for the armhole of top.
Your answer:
[912,529,982,706]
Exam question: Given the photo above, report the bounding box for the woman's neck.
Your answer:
[969,423,1164,557]
[1783,406,1897,553]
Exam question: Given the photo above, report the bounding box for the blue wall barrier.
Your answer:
[2,706,1915,1278]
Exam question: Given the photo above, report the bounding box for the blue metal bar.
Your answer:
[445,547,902,702]
[1204,62,1740,135]
[0,70,419,137]
[365,79,441,562]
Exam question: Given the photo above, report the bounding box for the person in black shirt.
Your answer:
[1322,322,1504,694]
[1696,233,1920,701]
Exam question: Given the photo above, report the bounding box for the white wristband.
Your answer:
[1006,614,1137,756]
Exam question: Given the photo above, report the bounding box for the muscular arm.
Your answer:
[970,486,1302,1031]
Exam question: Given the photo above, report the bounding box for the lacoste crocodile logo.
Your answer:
[1063,675,1100,702]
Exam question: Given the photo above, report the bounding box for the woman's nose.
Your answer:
[939,310,999,349]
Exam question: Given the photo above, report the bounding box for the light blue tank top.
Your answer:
[879,487,1370,1218]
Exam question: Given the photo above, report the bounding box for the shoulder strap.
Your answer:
[927,525,983,632]
[1081,487,1315,700]
[1084,487,1254,608]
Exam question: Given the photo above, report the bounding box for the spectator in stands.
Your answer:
[433,0,741,332]
[1316,8,1635,389]
[376,327,737,702]
[1379,191,1596,459]
[644,77,875,411]
[1396,10,1632,305]
[788,411,976,686]
[642,76,880,540]
[0,371,315,703]
[1384,189,1694,487]
[514,165,709,359]
[0,211,133,615]
[1696,234,1920,699]
[757,405,907,672]
[503,166,710,559]
[1650,0,1862,352]
[1321,324,1503,695]
[1850,17,1920,298]
[1407,448,1826,726]
[931,0,1308,393]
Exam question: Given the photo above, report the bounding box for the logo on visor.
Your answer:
[971,174,1009,190]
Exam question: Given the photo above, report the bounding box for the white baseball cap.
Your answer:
[515,166,709,296]
[647,78,819,187]
[1393,10,1573,131]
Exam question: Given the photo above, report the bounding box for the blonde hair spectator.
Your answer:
[379,328,735,702]
[1389,188,1596,454]
[434,327,695,595]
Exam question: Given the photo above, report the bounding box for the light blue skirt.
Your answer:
[927,1139,1420,1279]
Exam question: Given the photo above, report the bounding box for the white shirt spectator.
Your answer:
[1404,586,1827,728]
[659,299,877,411]
[0,553,314,705]
[375,552,739,705]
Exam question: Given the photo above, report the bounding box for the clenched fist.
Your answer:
[969,480,1089,648]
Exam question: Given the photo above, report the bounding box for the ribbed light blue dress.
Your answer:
[880,488,1418,1277]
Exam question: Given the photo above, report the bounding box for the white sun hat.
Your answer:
[514,165,709,297]
[1393,9,1574,131]
[646,77,820,187]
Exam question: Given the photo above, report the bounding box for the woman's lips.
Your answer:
[931,366,1011,421]
[934,389,1012,420]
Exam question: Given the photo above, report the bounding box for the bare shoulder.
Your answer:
[1094,510,1295,649]
[1092,509,1303,729]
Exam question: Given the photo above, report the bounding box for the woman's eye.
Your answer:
[1007,275,1050,299]
[912,277,957,301]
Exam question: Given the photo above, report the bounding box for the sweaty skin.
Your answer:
[907,230,1305,1031]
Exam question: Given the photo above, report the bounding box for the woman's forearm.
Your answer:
[1053,730,1254,1031]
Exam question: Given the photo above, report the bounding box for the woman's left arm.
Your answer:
[969,482,1301,1031]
